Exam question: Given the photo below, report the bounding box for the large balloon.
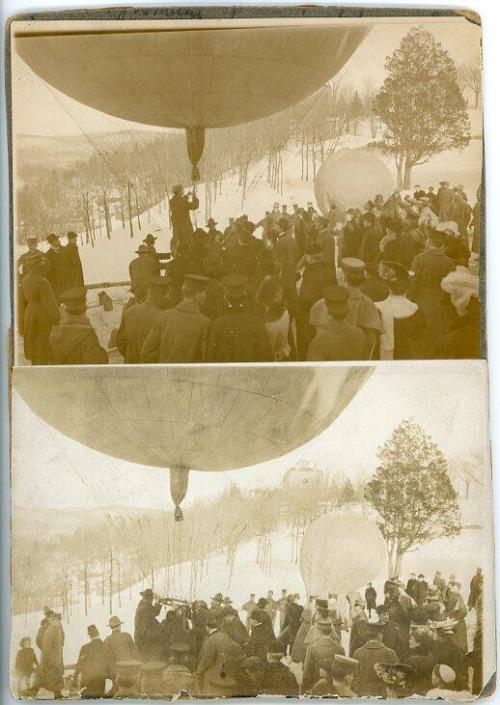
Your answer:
[14,24,369,180]
[300,512,386,596]
[13,366,372,516]
[314,146,394,218]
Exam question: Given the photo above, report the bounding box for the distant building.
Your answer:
[282,462,324,490]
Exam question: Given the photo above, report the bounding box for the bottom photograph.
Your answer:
[10,362,494,700]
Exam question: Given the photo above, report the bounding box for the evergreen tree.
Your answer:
[373,27,470,189]
[365,419,461,577]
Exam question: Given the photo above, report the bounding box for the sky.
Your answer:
[10,16,482,138]
[11,362,490,511]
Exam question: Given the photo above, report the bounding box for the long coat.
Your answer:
[128,256,160,298]
[302,635,345,693]
[297,261,336,359]
[50,315,109,365]
[116,301,166,363]
[353,640,398,696]
[134,599,162,662]
[169,193,199,246]
[45,247,68,300]
[275,232,298,284]
[163,664,195,697]
[205,306,272,362]
[39,622,65,694]
[62,243,84,288]
[141,300,210,363]
[21,274,60,364]
[261,662,298,696]
[74,638,109,696]
[103,630,138,676]
[197,629,243,697]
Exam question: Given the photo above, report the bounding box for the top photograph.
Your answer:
[9,12,483,366]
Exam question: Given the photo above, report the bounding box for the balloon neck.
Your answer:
[191,165,200,183]
[174,505,184,522]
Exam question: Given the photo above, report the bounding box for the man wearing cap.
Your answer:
[163,642,195,697]
[169,184,199,247]
[353,621,398,696]
[45,234,68,300]
[426,663,470,699]
[73,625,109,698]
[196,616,244,697]
[129,244,161,303]
[63,231,85,289]
[242,594,258,631]
[301,616,345,693]
[141,274,210,363]
[19,251,60,364]
[307,285,368,361]
[206,274,272,362]
[117,276,171,363]
[104,616,138,686]
[49,287,108,365]
[134,589,162,662]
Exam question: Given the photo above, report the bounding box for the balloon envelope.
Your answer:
[14,25,369,130]
[300,512,386,596]
[314,147,394,218]
[13,366,372,472]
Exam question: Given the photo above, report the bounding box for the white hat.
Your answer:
[438,220,460,236]
[441,268,479,316]
[438,664,456,685]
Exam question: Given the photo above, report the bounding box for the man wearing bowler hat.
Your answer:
[134,589,162,663]
[73,624,109,698]
[436,180,454,221]
[307,285,367,361]
[141,273,210,363]
[206,274,272,362]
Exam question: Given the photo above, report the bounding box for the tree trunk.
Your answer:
[109,548,113,616]
[127,182,134,238]
[474,90,479,110]
[403,161,413,190]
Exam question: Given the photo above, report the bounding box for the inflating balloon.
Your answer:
[14,24,369,181]
[314,147,394,218]
[14,366,372,518]
[300,513,386,596]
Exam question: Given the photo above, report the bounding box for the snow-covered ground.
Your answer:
[11,513,487,670]
[13,116,483,365]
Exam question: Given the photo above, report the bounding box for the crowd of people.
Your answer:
[16,179,481,365]
[15,567,483,699]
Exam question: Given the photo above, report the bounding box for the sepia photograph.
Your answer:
[10,361,494,699]
[9,13,483,366]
